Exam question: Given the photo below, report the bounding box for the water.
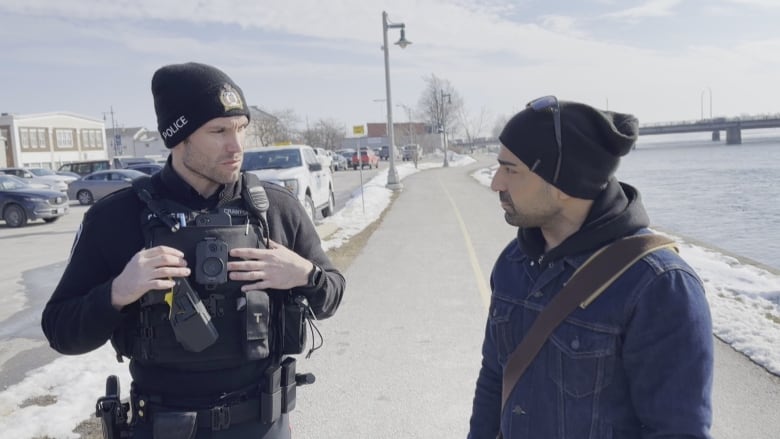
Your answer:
[616,128,780,271]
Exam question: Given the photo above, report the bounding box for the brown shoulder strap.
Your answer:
[500,234,676,410]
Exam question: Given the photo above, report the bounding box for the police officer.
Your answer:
[41,62,345,438]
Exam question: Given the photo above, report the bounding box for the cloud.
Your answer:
[723,0,780,8]
[604,0,682,20]
[538,15,588,38]
[1,0,779,127]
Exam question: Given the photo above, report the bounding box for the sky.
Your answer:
[1,0,780,138]
[1,152,779,437]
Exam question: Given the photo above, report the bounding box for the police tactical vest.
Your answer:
[111,173,277,371]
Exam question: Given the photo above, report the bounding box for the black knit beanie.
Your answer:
[152,62,251,148]
[499,100,638,199]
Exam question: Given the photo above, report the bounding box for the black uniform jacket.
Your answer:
[41,163,345,398]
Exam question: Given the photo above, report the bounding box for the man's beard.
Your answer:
[499,191,553,228]
[500,191,523,226]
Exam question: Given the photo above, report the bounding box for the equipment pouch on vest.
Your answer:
[244,290,270,360]
[282,295,309,355]
[169,277,219,352]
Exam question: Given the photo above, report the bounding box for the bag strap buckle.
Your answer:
[210,405,231,431]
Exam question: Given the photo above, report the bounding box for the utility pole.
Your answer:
[440,90,451,167]
[103,107,119,156]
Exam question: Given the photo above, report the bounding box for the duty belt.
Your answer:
[131,358,302,430]
[134,396,263,431]
[196,399,261,431]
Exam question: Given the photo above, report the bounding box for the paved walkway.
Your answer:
[292,158,514,438]
[291,155,780,439]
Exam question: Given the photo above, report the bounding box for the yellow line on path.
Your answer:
[438,177,491,310]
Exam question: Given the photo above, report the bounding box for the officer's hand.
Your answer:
[110,246,190,310]
[228,239,313,291]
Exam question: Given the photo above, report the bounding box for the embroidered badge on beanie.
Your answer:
[499,99,638,199]
[151,62,251,148]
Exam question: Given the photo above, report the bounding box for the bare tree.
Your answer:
[247,107,301,147]
[417,74,462,138]
[457,105,490,146]
[491,114,510,139]
[300,118,346,150]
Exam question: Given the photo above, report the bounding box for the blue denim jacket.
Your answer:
[468,230,713,438]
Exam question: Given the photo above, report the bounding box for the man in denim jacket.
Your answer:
[468,97,713,438]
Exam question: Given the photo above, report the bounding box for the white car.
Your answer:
[0,167,69,193]
[242,145,335,223]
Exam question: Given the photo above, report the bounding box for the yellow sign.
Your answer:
[273,141,292,146]
[352,125,365,135]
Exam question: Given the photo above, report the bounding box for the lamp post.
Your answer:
[700,90,704,120]
[440,90,451,167]
[700,87,713,120]
[382,10,411,190]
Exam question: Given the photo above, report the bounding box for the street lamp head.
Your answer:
[395,28,411,49]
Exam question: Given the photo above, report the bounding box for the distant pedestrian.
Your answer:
[468,96,713,438]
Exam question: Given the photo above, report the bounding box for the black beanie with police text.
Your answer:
[499,100,638,199]
[152,62,251,148]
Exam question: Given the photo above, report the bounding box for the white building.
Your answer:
[104,127,167,161]
[0,112,107,169]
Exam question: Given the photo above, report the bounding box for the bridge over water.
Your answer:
[638,115,780,144]
[449,115,780,150]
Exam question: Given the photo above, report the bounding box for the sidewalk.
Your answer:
[291,157,515,438]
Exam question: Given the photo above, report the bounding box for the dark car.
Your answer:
[113,156,156,169]
[67,169,146,205]
[126,163,163,175]
[401,144,421,162]
[0,174,70,227]
[379,145,390,160]
[58,160,111,177]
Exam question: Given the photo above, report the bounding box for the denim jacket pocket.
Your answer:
[547,320,617,398]
[488,299,517,366]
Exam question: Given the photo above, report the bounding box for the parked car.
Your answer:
[58,160,111,177]
[351,148,380,170]
[331,153,348,171]
[338,150,354,162]
[379,145,390,160]
[126,163,163,175]
[242,145,335,223]
[56,170,82,179]
[27,167,78,183]
[112,156,156,169]
[401,144,422,162]
[0,174,69,227]
[67,169,146,205]
[0,167,69,193]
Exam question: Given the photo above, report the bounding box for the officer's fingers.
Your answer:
[145,245,185,259]
[229,269,265,282]
[153,266,191,279]
[227,259,269,271]
[145,277,177,292]
[150,253,188,268]
[230,247,271,260]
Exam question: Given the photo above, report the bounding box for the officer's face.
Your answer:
[490,145,560,228]
[175,115,248,195]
